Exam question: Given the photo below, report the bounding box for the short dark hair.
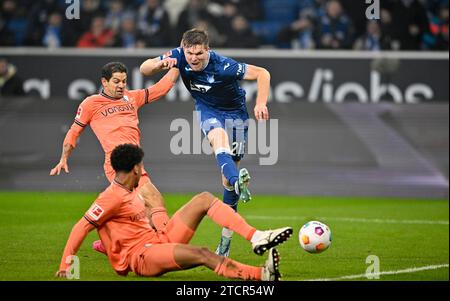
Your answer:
[110,144,144,172]
[182,28,209,48]
[101,62,127,81]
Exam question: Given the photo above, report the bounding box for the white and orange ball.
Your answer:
[299,221,332,253]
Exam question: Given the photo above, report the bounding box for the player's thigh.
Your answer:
[207,127,230,150]
[131,243,182,277]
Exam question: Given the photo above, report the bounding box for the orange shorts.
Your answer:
[129,213,195,277]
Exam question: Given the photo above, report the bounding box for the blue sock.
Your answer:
[215,152,239,186]
[223,188,239,211]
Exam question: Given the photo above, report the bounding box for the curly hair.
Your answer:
[110,144,144,172]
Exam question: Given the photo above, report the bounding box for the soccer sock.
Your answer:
[221,227,234,239]
[214,258,262,281]
[220,188,239,240]
[207,199,256,241]
[223,187,239,211]
[149,207,170,231]
[215,150,239,187]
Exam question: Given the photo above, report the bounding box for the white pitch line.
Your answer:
[245,215,449,225]
[305,264,449,281]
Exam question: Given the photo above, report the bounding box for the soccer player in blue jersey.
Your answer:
[140,28,271,257]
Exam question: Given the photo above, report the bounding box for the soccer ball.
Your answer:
[299,221,332,253]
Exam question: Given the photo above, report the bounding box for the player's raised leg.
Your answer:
[166,191,292,255]
[216,160,242,257]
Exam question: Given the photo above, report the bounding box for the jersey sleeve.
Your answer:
[74,99,94,128]
[128,89,149,108]
[83,191,121,228]
[223,58,247,81]
[159,47,183,69]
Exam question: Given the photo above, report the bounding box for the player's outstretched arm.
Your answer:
[140,57,177,77]
[55,218,95,278]
[50,123,84,176]
[244,65,271,120]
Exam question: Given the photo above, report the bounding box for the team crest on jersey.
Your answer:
[190,81,212,93]
[206,74,215,83]
[76,106,83,119]
[123,95,129,102]
[88,203,104,221]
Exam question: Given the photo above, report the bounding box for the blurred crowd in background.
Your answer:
[0,0,448,50]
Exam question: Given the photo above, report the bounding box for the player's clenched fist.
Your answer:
[158,58,177,70]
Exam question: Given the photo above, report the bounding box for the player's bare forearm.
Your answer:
[140,57,177,77]
[166,67,180,83]
[50,143,74,175]
[58,218,94,274]
[140,57,161,76]
[60,143,74,162]
[245,65,271,120]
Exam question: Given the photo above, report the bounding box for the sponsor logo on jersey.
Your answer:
[88,204,104,221]
[190,81,212,93]
[101,103,135,117]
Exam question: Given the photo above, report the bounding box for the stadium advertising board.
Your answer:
[2,49,448,103]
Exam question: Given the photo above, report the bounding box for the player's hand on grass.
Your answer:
[55,270,67,278]
[158,58,177,70]
[254,103,269,120]
[50,160,69,176]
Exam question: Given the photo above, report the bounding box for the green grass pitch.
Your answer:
[0,191,448,281]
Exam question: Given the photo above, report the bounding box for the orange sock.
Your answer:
[207,199,256,240]
[150,207,170,231]
[214,258,262,280]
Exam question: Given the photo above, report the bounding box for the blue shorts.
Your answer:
[195,103,249,161]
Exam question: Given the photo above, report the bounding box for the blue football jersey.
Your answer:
[161,48,247,110]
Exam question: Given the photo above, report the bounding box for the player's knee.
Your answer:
[196,191,215,202]
[222,178,232,189]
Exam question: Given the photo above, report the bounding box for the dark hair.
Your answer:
[182,28,209,48]
[110,144,144,172]
[101,62,127,81]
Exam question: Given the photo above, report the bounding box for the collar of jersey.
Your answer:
[113,180,133,193]
[100,90,122,101]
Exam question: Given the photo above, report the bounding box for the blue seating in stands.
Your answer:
[250,21,286,45]
[7,19,28,46]
[262,0,299,23]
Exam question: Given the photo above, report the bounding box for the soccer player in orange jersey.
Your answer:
[50,62,178,233]
[56,144,293,281]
